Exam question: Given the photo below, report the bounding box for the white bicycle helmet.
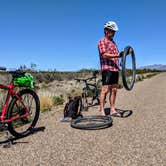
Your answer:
[104,21,119,31]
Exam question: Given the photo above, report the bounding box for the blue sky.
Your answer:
[0,0,166,71]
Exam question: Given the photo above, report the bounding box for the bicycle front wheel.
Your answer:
[7,89,40,137]
[82,92,88,111]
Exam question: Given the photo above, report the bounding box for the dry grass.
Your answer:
[40,95,53,112]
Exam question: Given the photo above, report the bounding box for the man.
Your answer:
[98,21,123,116]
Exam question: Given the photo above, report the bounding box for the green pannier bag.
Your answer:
[13,73,34,88]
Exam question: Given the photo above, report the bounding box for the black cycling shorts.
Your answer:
[102,70,119,86]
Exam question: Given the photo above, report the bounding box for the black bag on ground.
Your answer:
[63,96,83,119]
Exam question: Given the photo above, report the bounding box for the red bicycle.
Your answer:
[0,67,40,138]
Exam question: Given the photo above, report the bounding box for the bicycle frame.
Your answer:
[82,79,99,98]
[0,82,30,123]
[84,82,97,90]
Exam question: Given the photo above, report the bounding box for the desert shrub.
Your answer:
[71,89,75,93]
[67,89,82,98]
[41,82,49,89]
[142,75,145,80]
[44,73,55,83]
[35,73,45,83]
[54,75,63,81]
[52,95,64,106]
[40,95,53,112]
[146,73,157,79]
[136,75,143,81]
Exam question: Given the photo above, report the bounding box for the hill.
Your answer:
[139,64,166,70]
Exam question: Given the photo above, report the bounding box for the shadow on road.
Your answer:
[0,126,45,148]
[104,108,133,118]
[86,102,100,108]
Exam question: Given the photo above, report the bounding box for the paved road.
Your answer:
[0,73,166,166]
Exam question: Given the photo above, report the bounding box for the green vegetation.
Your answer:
[52,95,64,106]
[0,68,164,84]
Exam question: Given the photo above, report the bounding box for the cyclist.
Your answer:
[98,21,123,116]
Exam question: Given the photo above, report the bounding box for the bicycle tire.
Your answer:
[121,46,136,91]
[71,115,113,130]
[82,92,88,111]
[7,89,40,137]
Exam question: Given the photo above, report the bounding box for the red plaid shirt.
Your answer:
[98,37,119,72]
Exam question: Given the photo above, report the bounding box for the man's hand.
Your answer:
[118,51,124,58]
[129,48,133,54]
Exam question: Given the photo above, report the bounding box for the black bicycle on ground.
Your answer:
[75,71,101,111]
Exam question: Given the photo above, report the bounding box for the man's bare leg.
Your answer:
[109,84,120,115]
[100,85,109,116]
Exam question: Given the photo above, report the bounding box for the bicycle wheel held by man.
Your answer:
[98,21,123,117]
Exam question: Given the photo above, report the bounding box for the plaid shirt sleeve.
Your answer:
[98,40,106,55]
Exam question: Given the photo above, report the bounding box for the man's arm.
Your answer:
[102,52,123,59]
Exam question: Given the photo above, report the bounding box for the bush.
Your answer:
[142,75,145,80]
[137,75,143,81]
[52,95,64,106]
[40,96,53,112]
[67,89,82,98]
[41,82,49,89]
[146,73,157,79]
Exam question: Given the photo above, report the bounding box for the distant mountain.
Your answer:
[139,64,166,70]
